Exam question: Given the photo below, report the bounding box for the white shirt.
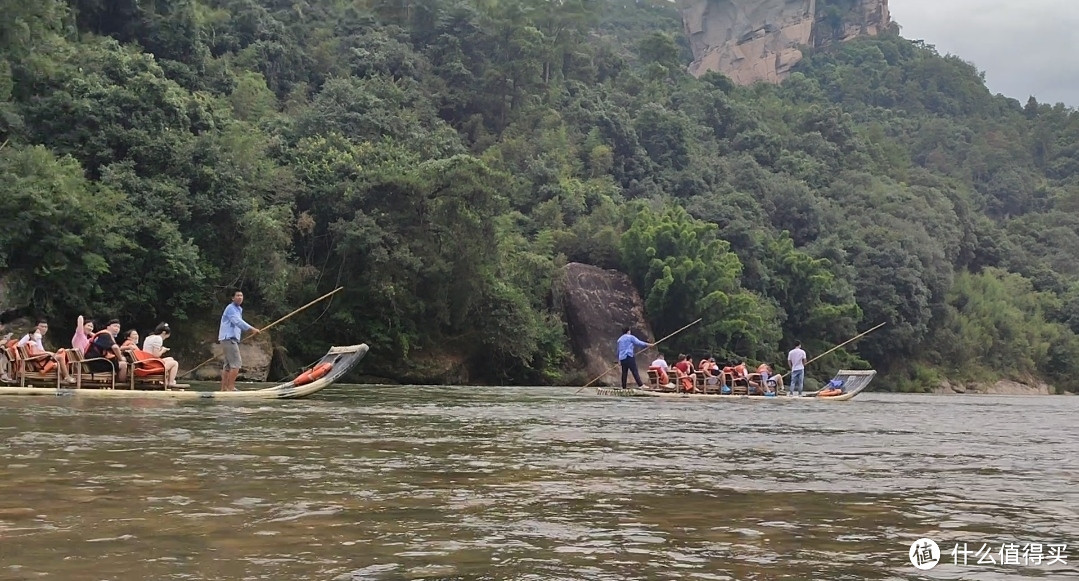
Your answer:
[650,358,668,370]
[788,348,807,371]
[17,333,44,352]
[142,334,165,356]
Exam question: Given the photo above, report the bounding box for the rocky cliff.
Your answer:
[558,263,655,387]
[682,0,890,83]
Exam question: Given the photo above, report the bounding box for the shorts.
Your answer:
[221,340,242,370]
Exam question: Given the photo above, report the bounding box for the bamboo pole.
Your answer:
[575,318,703,394]
[178,287,345,379]
[780,321,887,379]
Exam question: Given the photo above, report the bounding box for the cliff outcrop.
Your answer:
[682,0,890,84]
[558,263,655,387]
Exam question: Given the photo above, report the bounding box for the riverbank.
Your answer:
[935,378,1060,395]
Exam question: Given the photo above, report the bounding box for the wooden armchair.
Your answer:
[65,348,116,389]
[124,351,169,390]
[1,344,16,384]
[647,367,678,391]
[747,372,766,394]
[699,371,722,394]
[15,345,61,388]
[646,368,662,390]
[725,371,749,395]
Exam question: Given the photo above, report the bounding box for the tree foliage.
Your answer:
[1,0,1078,390]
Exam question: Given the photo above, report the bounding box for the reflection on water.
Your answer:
[0,389,1076,580]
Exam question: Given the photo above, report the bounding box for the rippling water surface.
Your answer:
[1,388,1077,580]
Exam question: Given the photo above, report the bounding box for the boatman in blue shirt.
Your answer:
[218,290,261,391]
[617,327,654,390]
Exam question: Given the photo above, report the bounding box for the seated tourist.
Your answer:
[648,353,673,388]
[757,363,783,392]
[72,315,94,355]
[142,323,183,388]
[120,328,179,388]
[0,322,12,383]
[707,357,722,376]
[739,361,772,395]
[84,320,128,382]
[17,320,73,383]
[696,357,720,386]
[697,357,713,375]
[672,354,698,393]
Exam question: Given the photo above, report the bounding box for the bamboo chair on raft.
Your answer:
[122,350,174,390]
[646,369,679,392]
[14,344,62,388]
[63,348,117,389]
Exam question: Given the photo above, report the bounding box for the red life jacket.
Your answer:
[25,343,57,374]
[294,362,333,386]
[129,348,166,377]
[86,330,117,360]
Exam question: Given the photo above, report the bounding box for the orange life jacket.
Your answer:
[294,361,333,386]
[25,343,57,374]
[126,346,166,376]
[87,330,117,360]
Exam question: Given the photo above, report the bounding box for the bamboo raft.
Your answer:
[0,344,368,400]
[596,369,876,401]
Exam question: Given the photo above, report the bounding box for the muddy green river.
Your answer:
[0,388,1076,580]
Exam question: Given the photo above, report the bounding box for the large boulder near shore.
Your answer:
[189,332,273,382]
[557,263,655,387]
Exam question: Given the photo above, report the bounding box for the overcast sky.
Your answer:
[889,0,1079,107]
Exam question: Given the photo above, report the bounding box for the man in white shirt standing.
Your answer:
[787,341,807,397]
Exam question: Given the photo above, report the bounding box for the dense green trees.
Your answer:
[1,0,1077,390]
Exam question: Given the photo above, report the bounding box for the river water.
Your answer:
[0,388,1076,580]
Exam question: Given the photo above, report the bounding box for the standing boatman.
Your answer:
[617,327,654,390]
[787,340,807,397]
[218,290,261,392]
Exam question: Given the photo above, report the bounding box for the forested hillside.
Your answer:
[2,0,1077,390]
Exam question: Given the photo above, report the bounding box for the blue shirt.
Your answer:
[218,303,253,342]
[617,333,649,360]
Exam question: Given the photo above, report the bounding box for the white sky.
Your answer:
[889,0,1079,107]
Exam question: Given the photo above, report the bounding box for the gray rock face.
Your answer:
[682,0,890,84]
[558,263,654,387]
[191,332,274,381]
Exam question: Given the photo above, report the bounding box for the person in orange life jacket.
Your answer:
[616,327,654,389]
[732,359,770,395]
[84,319,128,381]
[120,328,179,387]
[757,363,783,391]
[17,320,73,383]
[0,321,11,382]
[648,353,674,388]
[672,354,698,392]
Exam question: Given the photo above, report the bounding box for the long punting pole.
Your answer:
[575,318,704,394]
[178,287,345,379]
[781,321,887,378]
